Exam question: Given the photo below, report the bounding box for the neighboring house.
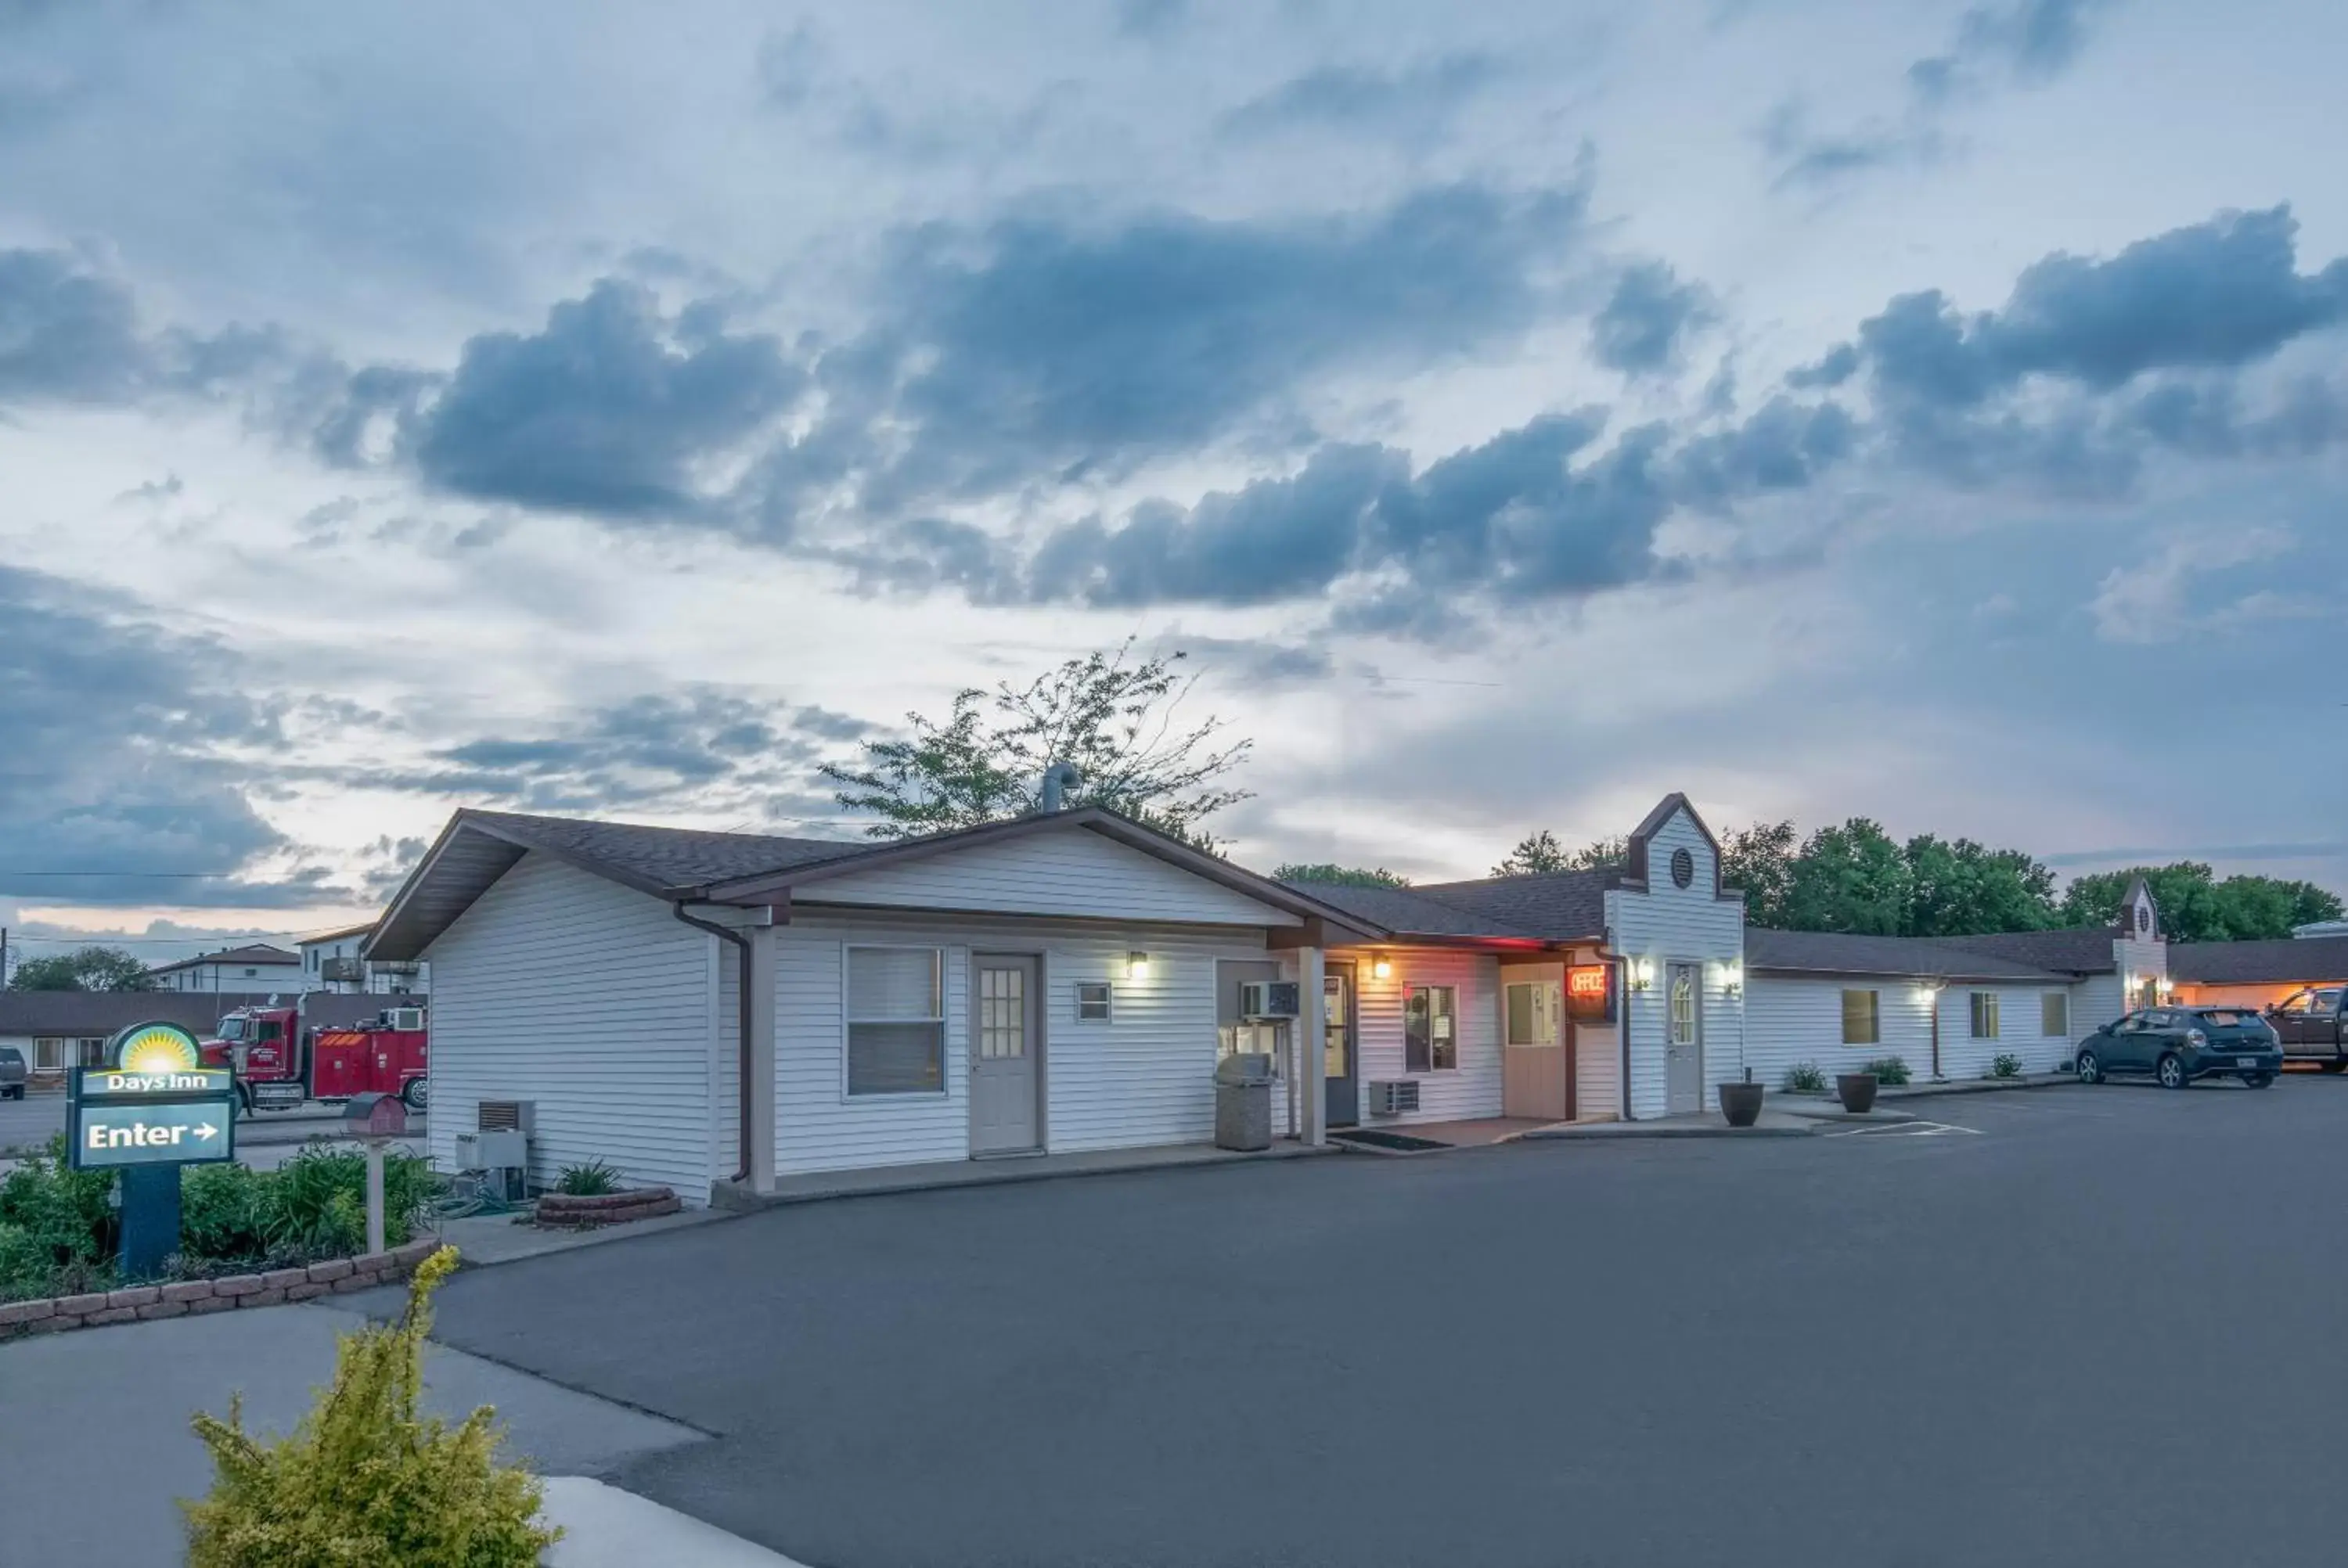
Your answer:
[366,793,1746,1204]
[2170,934,2348,1009]
[297,922,428,995]
[1739,879,2169,1083]
[0,991,280,1089]
[146,944,304,995]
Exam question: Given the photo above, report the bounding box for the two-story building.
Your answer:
[145,943,305,995]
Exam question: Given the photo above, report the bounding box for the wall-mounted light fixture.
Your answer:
[1914,979,1946,1002]
[1125,951,1150,980]
[1630,956,1655,992]
[1720,960,1745,998]
[1370,952,1392,980]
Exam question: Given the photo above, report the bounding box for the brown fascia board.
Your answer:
[690,807,1377,933]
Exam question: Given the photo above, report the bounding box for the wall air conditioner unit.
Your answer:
[453,1129,528,1171]
[476,1099,533,1134]
[385,1006,425,1032]
[1368,1081,1421,1118]
[1238,980,1300,1020]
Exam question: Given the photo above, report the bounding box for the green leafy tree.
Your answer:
[1721,821,1798,926]
[1490,830,1626,877]
[2060,864,2346,941]
[1781,819,1914,934]
[185,1247,560,1566]
[823,642,1251,849]
[1903,835,2058,937]
[7,945,155,991]
[1273,864,1411,888]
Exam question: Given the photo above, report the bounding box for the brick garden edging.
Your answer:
[533,1185,681,1229]
[0,1236,441,1342]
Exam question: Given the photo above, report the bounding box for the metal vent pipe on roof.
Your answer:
[1039,761,1082,813]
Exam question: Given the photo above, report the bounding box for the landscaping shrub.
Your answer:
[0,1140,438,1301]
[1862,1056,1912,1085]
[1990,1052,2024,1080]
[184,1246,561,1567]
[1781,1061,1828,1094]
[554,1158,623,1196]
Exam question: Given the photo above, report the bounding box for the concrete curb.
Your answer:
[540,1476,809,1566]
[1879,1073,2078,1099]
[1517,1121,1813,1142]
[713,1142,1340,1212]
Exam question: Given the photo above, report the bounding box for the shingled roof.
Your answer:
[1744,929,2069,982]
[2170,935,2348,987]
[146,943,302,976]
[369,805,1374,961]
[1929,928,2124,975]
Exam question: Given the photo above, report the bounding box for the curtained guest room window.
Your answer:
[844,947,946,1095]
[1840,990,1880,1047]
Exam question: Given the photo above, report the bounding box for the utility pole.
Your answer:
[1,927,9,990]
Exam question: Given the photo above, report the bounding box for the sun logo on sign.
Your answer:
[110,1023,203,1074]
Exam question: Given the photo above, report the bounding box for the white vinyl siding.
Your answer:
[1349,948,1504,1124]
[1938,985,2070,1079]
[774,914,1272,1177]
[800,827,1297,928]
[423,852,718,1202]
[1607,808,1746,1117]
[1744,976,1936,1089]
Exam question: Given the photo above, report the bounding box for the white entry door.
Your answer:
[971,955,1042,1156]
[1665,962,1704,1115]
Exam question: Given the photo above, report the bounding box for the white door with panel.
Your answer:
[1665,962,1704,1115]
[971,954,1043,1156]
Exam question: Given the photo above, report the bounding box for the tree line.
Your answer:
[1281,820,2343,943]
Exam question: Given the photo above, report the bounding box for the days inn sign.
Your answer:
[67,1023,239,1171]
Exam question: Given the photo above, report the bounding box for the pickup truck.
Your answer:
[2267,986,2347,1069]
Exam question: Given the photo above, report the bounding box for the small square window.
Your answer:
[1075,980,1112,1022]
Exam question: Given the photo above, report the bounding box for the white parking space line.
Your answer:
[1822,1120,1983,1138]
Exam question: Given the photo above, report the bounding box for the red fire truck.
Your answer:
[200,1002,429,1116]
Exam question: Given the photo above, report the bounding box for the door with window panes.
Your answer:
[970,955,1042,1155]
[1323,962,1358,1128]
[1665,963,1703,1114]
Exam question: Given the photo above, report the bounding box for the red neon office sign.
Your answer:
[1566,964,1613,1022]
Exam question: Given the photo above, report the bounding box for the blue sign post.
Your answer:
[69,1024,241,1277]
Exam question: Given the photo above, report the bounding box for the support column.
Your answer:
[746,923,780,1194]
[1297,945,1327,1147]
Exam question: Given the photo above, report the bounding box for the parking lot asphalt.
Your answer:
[397,1077,2348,1568]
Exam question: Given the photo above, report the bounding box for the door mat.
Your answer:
[1329,1127,1451,1154]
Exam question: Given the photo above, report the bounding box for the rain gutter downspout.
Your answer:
[674,902,755,1185]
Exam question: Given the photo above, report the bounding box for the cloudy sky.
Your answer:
[3,0,2343,960]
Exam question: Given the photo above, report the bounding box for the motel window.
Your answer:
[2041,992,2069,1038]
[844,946,945,1096]
[1075,980,1112,1023]
[1840,990,1879,1047]
[77,1038,106,1067]
[1970,991,2000,1039]
[1504,981,1560,1046]
[1405,985,1458,1072]
[33,1038,65,1072]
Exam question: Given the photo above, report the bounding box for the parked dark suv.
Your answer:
[2076,1007,2283,1089]
[0,1045,25,1099]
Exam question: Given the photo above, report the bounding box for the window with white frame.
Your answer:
[1841,990,1879,1046]
[1669,970,1699,1047]
[844,946,945,1095]
[1404,985,1457,1071]
[1074,980,1112,1023]
[33,1038,65,1071]
[1970,991,2000,1039]
[77,1038,106,1067]
[2040,992,2069,1038]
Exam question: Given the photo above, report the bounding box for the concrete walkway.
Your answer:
[1519,1109,1813,1138]
[718,1137,1336,1210]
[0,1300,706,1566]
[430,1203,733,1267]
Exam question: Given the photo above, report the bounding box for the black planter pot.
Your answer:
[1835,1073,1879,1114]
[1718,1081,1765,1128]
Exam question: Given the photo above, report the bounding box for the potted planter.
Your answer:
[1718,1081,1765,1127]
[1835,1072,1879,1114]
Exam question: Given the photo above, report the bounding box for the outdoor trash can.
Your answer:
[1214,1052,1275,1152]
